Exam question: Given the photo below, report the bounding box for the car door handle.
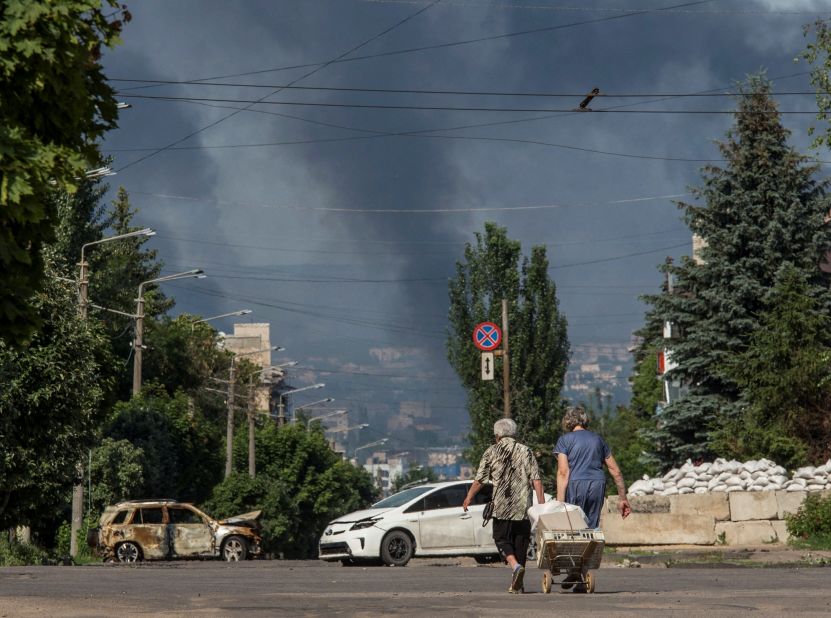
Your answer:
[460,514,472,520]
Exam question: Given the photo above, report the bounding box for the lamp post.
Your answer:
[132,270,205,396]
[354,438,388,460]
[306,409,347,429]
[295,397,334,411]
[190,309,252,328]
[78,228,155,319]
[224,346,284,478]
[70,227,154,559]
[275,383,325,426]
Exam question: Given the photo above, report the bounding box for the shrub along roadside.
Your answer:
[786,493,831,550]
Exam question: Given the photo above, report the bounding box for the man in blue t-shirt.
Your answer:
[553,406,631,529]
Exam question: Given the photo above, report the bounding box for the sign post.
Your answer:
[473,316,510,416]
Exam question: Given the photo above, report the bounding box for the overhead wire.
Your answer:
[123,0,714,84]
[106,70,822,165]
[114,0,442,173]
[131,190,689,213]
[116,92,822,115]
[359,0,826,15]
[110,78,823,99]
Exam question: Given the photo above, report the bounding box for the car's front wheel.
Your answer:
[221,535,249,562]
[380,530,413,567]
[116,541,142,563]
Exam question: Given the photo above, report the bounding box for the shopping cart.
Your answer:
[536,527,605,593]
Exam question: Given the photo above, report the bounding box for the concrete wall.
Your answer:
[599,490,830,546]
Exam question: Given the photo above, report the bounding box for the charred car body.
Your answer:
[88,499,263,562]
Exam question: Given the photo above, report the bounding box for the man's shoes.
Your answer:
[508,565,525,594]
[561,571,580,590]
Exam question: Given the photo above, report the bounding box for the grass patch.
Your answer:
[788,533,831,551]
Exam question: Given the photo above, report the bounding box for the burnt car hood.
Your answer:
[218,510,262,527]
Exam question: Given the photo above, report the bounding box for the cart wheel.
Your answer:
[585,571,596,594]
[542,572,552,594]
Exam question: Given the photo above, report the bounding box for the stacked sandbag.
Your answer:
[626,458,831,497]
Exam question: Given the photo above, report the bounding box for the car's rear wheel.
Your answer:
[380,530,413,567]
[222,535,249,562]
[116,541,142,563]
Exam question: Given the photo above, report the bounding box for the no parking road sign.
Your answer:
[473,322,502,351]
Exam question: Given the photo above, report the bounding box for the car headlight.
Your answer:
[350,519,379,531]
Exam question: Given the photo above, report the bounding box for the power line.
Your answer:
[359,0,825,16]
[132,190,688,213]
[118,93,821,114]
[152,229,691,256]
[142,0,713,84]
[114,0,441,173]
[110,78,821,99]
[106,72,816,166]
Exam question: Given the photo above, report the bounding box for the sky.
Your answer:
[98,0,831,443]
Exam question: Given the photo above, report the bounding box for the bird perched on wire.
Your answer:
[577,87,600,111]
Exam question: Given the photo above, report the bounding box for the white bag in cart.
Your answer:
[527,500,589,532]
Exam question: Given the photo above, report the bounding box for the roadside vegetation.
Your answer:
[786,493,831,550]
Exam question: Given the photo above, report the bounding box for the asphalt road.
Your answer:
[1,559,830,617]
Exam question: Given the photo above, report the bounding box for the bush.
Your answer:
[786,493,831,549]
[0,536,49,566]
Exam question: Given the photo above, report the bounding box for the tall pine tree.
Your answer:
[642,74,831,469]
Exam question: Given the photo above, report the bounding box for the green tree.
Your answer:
[208,423,377,558]
[391,465,439,492]
[88,438,145,515]
[0,270,113,529]
[447,223,569,467]
[142,315,232,399]
[718,265,831,467]
[803,18,831,150]
[641,75,831,468]
[104,388,223,504]
[0,1,129,345]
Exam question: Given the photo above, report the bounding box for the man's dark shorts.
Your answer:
[492,518,531,566]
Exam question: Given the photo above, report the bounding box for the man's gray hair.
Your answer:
[493,418,517,438]
[562,405,590,432]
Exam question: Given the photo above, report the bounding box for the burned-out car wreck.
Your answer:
[88,499,263,563]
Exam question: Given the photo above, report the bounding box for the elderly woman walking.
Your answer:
[554,405,631,529]
[463,418,544,594]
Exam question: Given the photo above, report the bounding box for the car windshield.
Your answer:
[371,486,434,508]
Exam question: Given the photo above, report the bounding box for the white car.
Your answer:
[319,480,545,566]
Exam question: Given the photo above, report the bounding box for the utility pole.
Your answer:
[248,376,256,478]
[70,266,88,557]
[277,395,285,426]
[226,359,236,478]
[132,294,144,396]
[502,298,511,419]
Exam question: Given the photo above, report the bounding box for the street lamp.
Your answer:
[78,228,155,318]
[354,439,388,459]
[191,309,252,325]
[132,270,205,396]
[295,397,334,410]
[224,346,284,478]
[327,423,369,434]
[275,383,325,426]
[306,409,347,429]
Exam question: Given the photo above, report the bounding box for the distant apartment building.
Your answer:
[222,323,275,412]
